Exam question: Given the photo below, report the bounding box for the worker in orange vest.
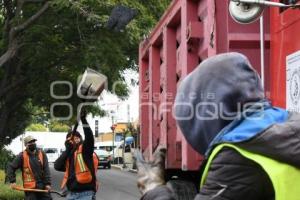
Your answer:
[7,135,52,200]
[54,110,99,200]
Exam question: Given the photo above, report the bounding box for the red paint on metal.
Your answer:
[270,1,300,108]
[139,0,270,171]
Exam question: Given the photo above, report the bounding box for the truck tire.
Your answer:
[166,180,198,200]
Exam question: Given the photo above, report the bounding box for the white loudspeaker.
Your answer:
[229,1,265,24]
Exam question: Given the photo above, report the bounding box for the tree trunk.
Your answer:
[0,106,10,141]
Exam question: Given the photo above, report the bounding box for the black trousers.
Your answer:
[24,192,52,200]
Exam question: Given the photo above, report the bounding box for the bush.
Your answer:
[0,170,24,200]
[50,123,70,132]
[49,121,70,132]
[26,123,47,131]
[0,149,15,170]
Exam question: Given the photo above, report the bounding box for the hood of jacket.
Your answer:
[174,52,264,155]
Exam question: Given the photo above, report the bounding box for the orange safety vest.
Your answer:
[61,145,99,190]
[22,150,43,189]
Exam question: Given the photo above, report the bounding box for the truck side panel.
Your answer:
[139,0,270,171]
[270,1,300,110]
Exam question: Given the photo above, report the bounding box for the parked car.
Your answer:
[43,147,60,163]
[94,141,121,152]
[109,140,134,165]
[94,149,111,169]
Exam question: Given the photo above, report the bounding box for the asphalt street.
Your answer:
[49,164,141,200]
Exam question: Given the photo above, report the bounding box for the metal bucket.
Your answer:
[77,68,107,101]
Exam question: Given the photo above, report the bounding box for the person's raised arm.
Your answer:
[81,110,94,157]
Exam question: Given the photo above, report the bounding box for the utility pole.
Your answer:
[95,120,99,138]
[122,104,131,169]
[21,132,25,152]
[111,115,115,164]
[127,104,130,124]
[122,129,126,168]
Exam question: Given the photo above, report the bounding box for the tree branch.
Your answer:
[0,39,18,68]
[27,111,50,116]
[3,0,14,20]
[14,1,50,33]
[0,1,50,69]
[3,0,14,46]
[24,0,46,3]
[15,0,25,19]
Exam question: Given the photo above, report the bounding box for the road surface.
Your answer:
[49,164,141,200]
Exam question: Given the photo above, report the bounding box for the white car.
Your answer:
[94,149,111,169]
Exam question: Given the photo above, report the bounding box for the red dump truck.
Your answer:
[139,0,300,197]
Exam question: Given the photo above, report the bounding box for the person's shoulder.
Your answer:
[18,151,24,156]
[212,147,254,165]
[14,152,24,160]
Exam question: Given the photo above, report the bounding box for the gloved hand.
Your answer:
[65,138,73,152]
[135,148,166,195]
[45,185,51,191]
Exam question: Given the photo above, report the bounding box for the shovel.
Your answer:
[12,185,67,197]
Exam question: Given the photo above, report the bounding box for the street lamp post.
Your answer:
[21,132,25,152]
[122,130,127,169]
[110,116,116,164]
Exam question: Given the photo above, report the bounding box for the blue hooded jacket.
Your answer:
[174,53,288,155]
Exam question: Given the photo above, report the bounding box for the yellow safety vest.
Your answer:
[200,143,300,200]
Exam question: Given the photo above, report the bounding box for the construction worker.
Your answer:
[136,52,300,200]
[54,111,99,200]
[7,135,52,200]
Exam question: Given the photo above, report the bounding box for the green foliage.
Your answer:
[26,123,47,132]
[0,0,171,144]
[49,121,70,132]
[0,149,15,170]
[86,105,107,117]
[25,100,50,124]
[125,131,132,138]
[127,122,138,136]
[0,170,24,200]
[122,122,139,137]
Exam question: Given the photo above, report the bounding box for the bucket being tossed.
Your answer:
[77,68,108,101]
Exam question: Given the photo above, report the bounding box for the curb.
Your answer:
[111,165,137,173]
[129,169,137,173]
[111,165,123,170]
